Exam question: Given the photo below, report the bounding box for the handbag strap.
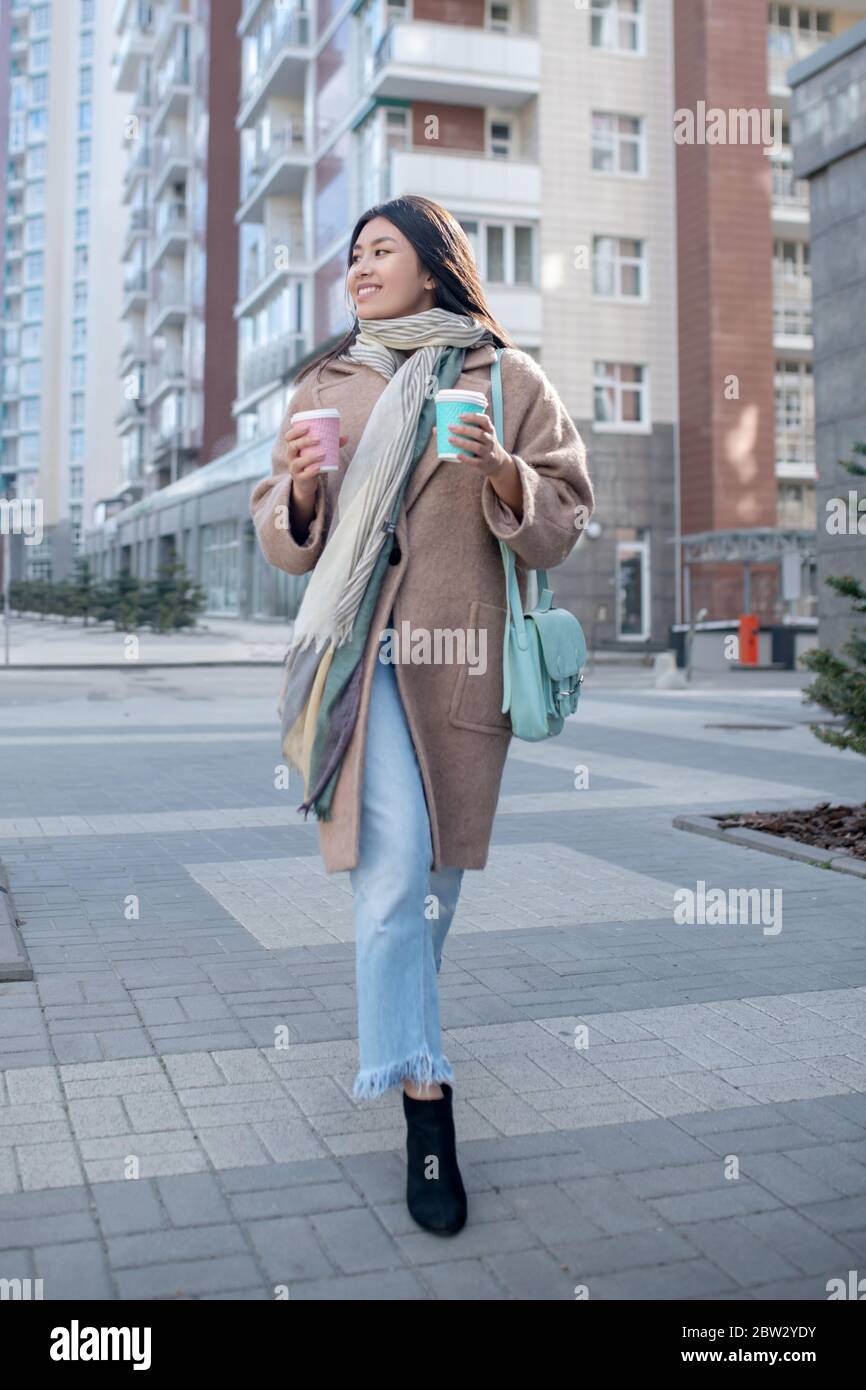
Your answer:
[489,349,551,651]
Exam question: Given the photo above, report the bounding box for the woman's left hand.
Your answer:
[447,412,512,478]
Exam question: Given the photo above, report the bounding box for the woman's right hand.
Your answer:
[284,422,348,503]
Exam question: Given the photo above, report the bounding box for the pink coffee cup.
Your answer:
[291,408,341,471]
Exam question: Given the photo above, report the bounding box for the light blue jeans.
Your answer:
[350,632,465,1101]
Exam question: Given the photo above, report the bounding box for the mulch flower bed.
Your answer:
[715,802,866,862]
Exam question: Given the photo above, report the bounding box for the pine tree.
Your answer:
[801,443,866,756]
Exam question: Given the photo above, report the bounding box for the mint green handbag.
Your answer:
[489,348,587,741]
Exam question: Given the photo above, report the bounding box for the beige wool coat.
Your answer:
[250,342,594,874]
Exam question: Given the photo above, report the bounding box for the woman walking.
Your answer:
[251,195,593,1236]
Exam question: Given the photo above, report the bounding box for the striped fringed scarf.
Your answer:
[276,308,495,817]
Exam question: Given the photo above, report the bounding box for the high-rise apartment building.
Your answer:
[110,0,240,511]
[1,0,128,581]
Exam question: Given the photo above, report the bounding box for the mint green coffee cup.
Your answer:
[434,389,489,461]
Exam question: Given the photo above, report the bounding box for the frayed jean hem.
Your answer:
[352,1045,454,1102]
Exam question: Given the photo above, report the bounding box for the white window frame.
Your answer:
[592,360,651,433]
[592,235,648,302]
[590,0,646,57]
[487,112,514,159]
[486,0,513,33]
[591,111,647,178]
[458,218,537,288]
[616,539,650,641]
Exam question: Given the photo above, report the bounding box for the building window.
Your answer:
[593,236,647,299]
[778,481,816,529]
[593,361,648,428]
[591,0,645,55]
[79,68,93,100]
[28,109,49,142]
[592,112,645,175]
[23,288,43,320]
[21,433,41,465]
[72,319,87,352]
[200,522,241,615]
[25,180,46,214]
[76,173,90,205]
[80,0,95,28]
[25,216,45,249]
[70,430,85,460]
[80,30,93,61]
[21,325,42,357]
[71,394,85,426]
[78,137,91,167]
[24,252,44,284]
[31,6,52,36]
[75,209,90,242]
[74,246,89,276]
[73,283,88,314]
[27,146,48,177]
[70,467,83,499]
[458,219,536,286]
[22,398,41,429]
[488,118,513,158]
[773,238,812,336]
[31,39,50,70]
[775,360,814,466]
[78,101,92,133]
[616,538,650,640]
[487,1,512,32]
[21,362,42,393]
[72,356,86,389]
[29,74,49,105]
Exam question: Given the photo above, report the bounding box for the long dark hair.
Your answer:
[293,195,516,386]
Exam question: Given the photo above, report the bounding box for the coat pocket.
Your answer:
[448,600,512,737]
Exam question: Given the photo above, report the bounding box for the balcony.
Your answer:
[150,201,189,266]
[237,231,309,315]
[152,129,190,195]
[153,52,192,129]
[771,159,810,232]
[239,332,307,401]
[149,278,188,334]
[150,418,199,466]
[123,204,150,257]
[123,141,151,201]
[147,351,185,406]
[153,0,192,65]
[113,5,156,92]
[121,267,149,316]
[238,124,309,224]
[773,278,813,352]
[389,148,540,219]
[120,334,147,371]
[370,20,539,109]
[237,7,311,128]
[768,28,832,94]
[117,395,147,431]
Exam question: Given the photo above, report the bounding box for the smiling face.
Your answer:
[347,216,438,321]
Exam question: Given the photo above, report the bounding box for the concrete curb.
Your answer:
[0,661,286,671]
[673,814,866,876]
[0,861,32,981]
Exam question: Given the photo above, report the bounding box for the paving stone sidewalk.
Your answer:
[1,665,865,1300]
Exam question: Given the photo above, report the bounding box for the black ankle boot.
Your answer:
[402,1082,467,1235]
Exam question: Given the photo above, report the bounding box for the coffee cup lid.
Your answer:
[434,390,488,407]
[291,409,340,420]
